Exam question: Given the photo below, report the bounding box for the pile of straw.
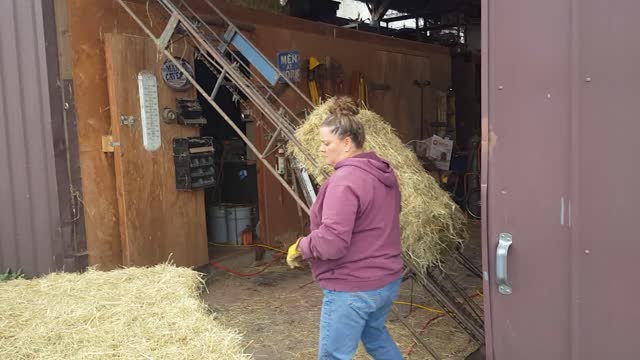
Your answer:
[289,99,467,268]
[0,264,249,360]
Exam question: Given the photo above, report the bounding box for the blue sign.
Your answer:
[277,50,301,83]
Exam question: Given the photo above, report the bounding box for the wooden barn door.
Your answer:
[104,33,208,268]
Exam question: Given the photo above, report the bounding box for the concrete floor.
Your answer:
[203,220,483,359]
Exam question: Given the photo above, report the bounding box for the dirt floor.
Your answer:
[202,221,483,360]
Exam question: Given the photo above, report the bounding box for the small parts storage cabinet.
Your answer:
[173,137,216,190]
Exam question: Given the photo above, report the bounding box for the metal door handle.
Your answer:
[496,233,513,295]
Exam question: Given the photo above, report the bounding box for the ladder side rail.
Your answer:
[177,0,314,118]
[116,0,311,215]
[172,19,324,172]
[192,0,315,108]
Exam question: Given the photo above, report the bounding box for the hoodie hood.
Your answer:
[335,152,397,187]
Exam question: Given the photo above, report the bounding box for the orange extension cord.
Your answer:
[208,243,287,277]
[405,292,484,357]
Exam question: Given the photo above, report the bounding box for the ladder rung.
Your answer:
[158,13,180,49]
[210,68,227,99]
[262,128,282,158]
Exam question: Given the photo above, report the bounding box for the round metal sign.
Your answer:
[161,58,193,91]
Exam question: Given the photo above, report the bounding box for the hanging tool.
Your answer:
[334,62,345,95]
[413,80,431,139]
[350,71,369,108]
[359,75,368,108]
[307,56,323,105]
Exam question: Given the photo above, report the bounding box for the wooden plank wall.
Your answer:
[67,0,168,268]
[104,34,208,267]
[371,51,432,141]
[66,0,451,262]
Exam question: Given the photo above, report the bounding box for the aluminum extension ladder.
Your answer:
[115,0,484,353]
[116,0,324,215]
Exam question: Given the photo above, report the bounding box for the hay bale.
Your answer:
[288,99,467,268]
[0,264,250,360]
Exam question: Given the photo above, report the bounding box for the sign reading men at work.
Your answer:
[161,58,194,91]
[277,50,301,83]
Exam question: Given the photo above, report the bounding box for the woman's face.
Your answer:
[319,126,353,167]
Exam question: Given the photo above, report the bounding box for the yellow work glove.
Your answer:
[286,237,303,269]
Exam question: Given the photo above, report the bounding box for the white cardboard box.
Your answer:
[425,135,453,170]
[426,135,453,161]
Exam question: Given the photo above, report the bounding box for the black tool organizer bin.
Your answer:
[173,137,216,190]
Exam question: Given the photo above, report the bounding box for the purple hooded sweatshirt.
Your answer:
[297,152,404,292]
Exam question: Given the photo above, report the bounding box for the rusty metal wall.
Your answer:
[0,0,77,276]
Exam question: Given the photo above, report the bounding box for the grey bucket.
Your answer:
[226,205,254,245]
[206,205,228,243]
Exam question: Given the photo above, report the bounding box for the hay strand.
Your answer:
[0,264,250,360]
[288,99,467,269]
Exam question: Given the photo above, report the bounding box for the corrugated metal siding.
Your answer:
[0,0,65,276]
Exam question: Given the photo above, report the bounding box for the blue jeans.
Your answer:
[319,278,403,360]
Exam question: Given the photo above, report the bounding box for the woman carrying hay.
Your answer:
[287,97,404,360]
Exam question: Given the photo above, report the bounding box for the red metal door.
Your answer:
[567,1,640,358]
[483,1,640,359]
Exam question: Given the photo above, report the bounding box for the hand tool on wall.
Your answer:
[413,79,431,139]
[351,71,369,108]
[307,56,323,105]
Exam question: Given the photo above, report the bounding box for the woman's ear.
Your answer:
[343,136,353,152]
